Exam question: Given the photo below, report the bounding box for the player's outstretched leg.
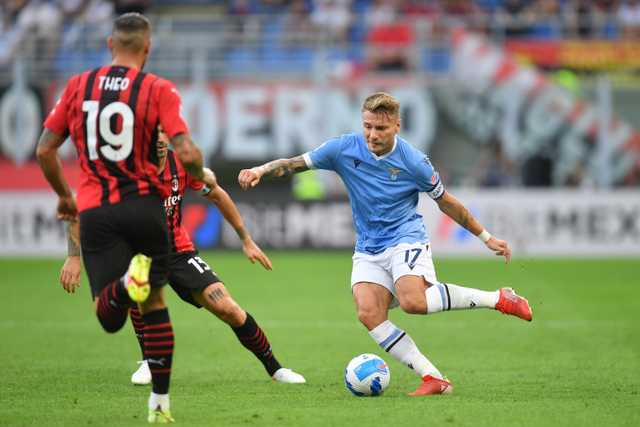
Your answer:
[369,320,452,395]
[495,287,532,321]
[142,308,174,423]
[424,283,533,321]
[424,283,498,313]
[129,303,151,385]
[126,254,152,303]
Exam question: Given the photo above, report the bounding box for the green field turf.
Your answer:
[1,253,639,427]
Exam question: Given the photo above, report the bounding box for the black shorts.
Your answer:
[168,250,222,308]
[80,195,171,298]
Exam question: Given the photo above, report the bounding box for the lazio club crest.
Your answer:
[387,167,405,181]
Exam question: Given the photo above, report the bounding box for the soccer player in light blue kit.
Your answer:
[239,92,532,395]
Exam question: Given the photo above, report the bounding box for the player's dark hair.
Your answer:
[112,13,151,52]
[113,13,150,34]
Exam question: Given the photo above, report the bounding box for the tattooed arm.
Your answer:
[204,184,273,270]
[60,218,83,293]
[238,156,309,190]
[170,132,217,189]
[435,191,511,263]
[36,128,77,221]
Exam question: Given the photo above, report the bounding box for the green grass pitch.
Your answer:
[1,253,639,426]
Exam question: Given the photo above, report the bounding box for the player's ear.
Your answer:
[107,36,114,53]
[396,118,401,133]
[144,38,151,54]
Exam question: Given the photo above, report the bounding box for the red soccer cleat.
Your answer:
[407,375,452,396]
[495,287,532,322]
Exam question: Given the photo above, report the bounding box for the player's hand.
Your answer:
[238,167,263,191]
[242,238,273,271]
[201,167,217,189]
[57,195,78,221]
[60,256,82,293]
[486,236,511,264]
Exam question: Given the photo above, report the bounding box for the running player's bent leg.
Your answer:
[93,277,131,333]
[353,282,446,381]
[393,243,500,315]
[192,283,284,377]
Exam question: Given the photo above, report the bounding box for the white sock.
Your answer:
[120,275,129,291]
[425,283,499,314]
[149,392,170,411]
[369,320,443,379]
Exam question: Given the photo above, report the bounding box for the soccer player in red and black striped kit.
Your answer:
[61,125,306,386]
[36,13,215,423]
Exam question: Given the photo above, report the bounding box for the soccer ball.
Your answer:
[344,354,390,397]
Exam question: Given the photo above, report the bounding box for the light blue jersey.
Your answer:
[303,132,444,254]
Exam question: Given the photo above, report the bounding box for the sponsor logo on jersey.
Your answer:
[354,159,361,168]
[387,167,405,181]
[164,194,182,215]
[430,172,437,184]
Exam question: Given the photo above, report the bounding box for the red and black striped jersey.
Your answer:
[44,65,190,213]
[160,150,211,253]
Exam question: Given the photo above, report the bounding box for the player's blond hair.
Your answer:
[362,92,401,118]
[112,13,151,52]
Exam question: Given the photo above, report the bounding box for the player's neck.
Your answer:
[157,157,167,175]
[110,54,144,71]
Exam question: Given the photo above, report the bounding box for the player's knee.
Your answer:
[357,308,384,330]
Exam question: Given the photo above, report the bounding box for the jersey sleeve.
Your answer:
[186,174,212,196]
[43,78,74,135]
[302,137,342,171]
[416,156,445,200]
[157,80,190,140]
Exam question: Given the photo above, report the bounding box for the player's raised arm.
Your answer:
[238,156,309,190]
[204,185,273,271]
[36,128,78,221]
[60,218,82,293]
[434,191,511,264]
[170,132,217,189]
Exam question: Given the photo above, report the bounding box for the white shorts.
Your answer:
[351,241,438,310]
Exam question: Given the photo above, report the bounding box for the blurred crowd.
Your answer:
[0,0,634,188]
[229,0,640,39]
[0,0,150,68]
[1,0,640,71]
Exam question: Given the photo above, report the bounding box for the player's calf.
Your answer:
[196,283,245,327]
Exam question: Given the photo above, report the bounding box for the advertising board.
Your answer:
[4,190,637,257]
